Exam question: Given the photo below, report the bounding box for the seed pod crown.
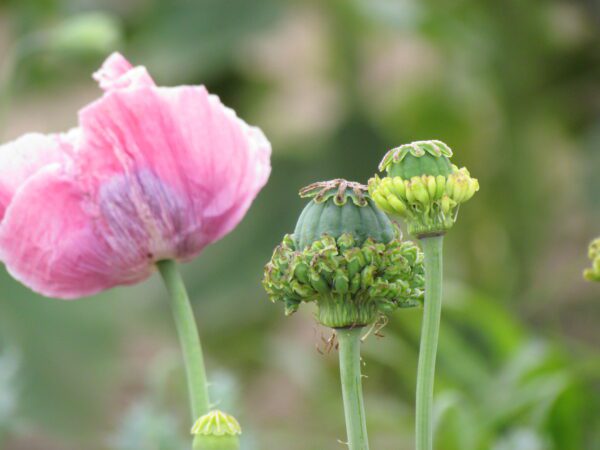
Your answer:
[192,410,241,450]
[263,179,425,328]
[369,140,479,237]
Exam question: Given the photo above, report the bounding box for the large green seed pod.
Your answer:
[369,140,479,237]
[263,179,425,328]
[584,237,600,282]
[192,410,241,450]
[294,179,395,250]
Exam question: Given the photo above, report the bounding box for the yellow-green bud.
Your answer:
[192,410,241,450]
[435,175,446,199]
[584,237,600,282]
[369,139,479,237]
[425,176,437,199]
[371,191,393,213]
[392,177,406,197]
[405,180,417,204]
[410,177,430,205]
[387,195,407,214]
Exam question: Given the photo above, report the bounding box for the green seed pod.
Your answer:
[294,179,394,250]
[369,140,479,237]
[263,179,425,328]
[584,237,600,282]
[192,410,241,450]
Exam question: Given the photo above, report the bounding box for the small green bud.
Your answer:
[360,265,376,290]
[435,175,446,199]
[387,194,408,214]
[192,410,241,450]
[49,12,121,55]
[410,177,430,205]
[584,237,600,282]
[333,270,350,294]
[370,190,392,213]
[284,297,301,315]
[309,271,330,294]
[425,175,437,199]
[369,140,479,237]
[405,180,417,204]
[291,280,314,298]
[293,261,310,284]
[337,233,356,251]
[349,273,362,294]
[392,177,406,197]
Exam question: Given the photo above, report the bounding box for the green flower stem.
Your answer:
[415,235,444,450]
[337,327,370,450]
[157,260,210,421]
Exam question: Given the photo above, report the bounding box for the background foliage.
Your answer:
[0,0,599,449]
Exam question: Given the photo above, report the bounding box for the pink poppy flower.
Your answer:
[0,53,271,299]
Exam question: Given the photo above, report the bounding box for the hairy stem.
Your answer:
[337,327,370,450]
[415,235,444,450]
[157,260,210,421]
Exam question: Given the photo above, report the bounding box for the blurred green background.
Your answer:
[0,0,599,449]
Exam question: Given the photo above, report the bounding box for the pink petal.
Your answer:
[0,53,271,299]
[0,131,75,220]
[77,84,271,259]
[93,52,154,91]
[0,165,154,298]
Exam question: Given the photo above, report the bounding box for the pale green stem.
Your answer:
[337,327,370,450]
[157,260,210,421]
[415,235,444,450]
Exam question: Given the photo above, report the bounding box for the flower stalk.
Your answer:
[337,327,369,450]
[263,179,424,449]
[157,259,210,421]
[415,236,443,450]
[369,140,478,450]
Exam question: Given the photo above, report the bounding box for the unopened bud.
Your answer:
[369,140,478,237]
[192,410,241,450]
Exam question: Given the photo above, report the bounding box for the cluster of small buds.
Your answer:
[192,410,241,450]
[584,237,600,282]
[369,140,479,237]
[263,229,424,328]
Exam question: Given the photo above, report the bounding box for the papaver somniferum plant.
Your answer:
[0,52,271,446]
[368,140,478,450]
[263,179,424,450]
[584,237,600,282]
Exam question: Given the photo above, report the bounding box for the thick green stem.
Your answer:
[415,235,444,450]
[337,327,369,450]
[157,260,210,421]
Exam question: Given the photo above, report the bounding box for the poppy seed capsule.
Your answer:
[192,410,241,450]
[369,140,479,237]
[294,179,395,250]
[263,179,424,329]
